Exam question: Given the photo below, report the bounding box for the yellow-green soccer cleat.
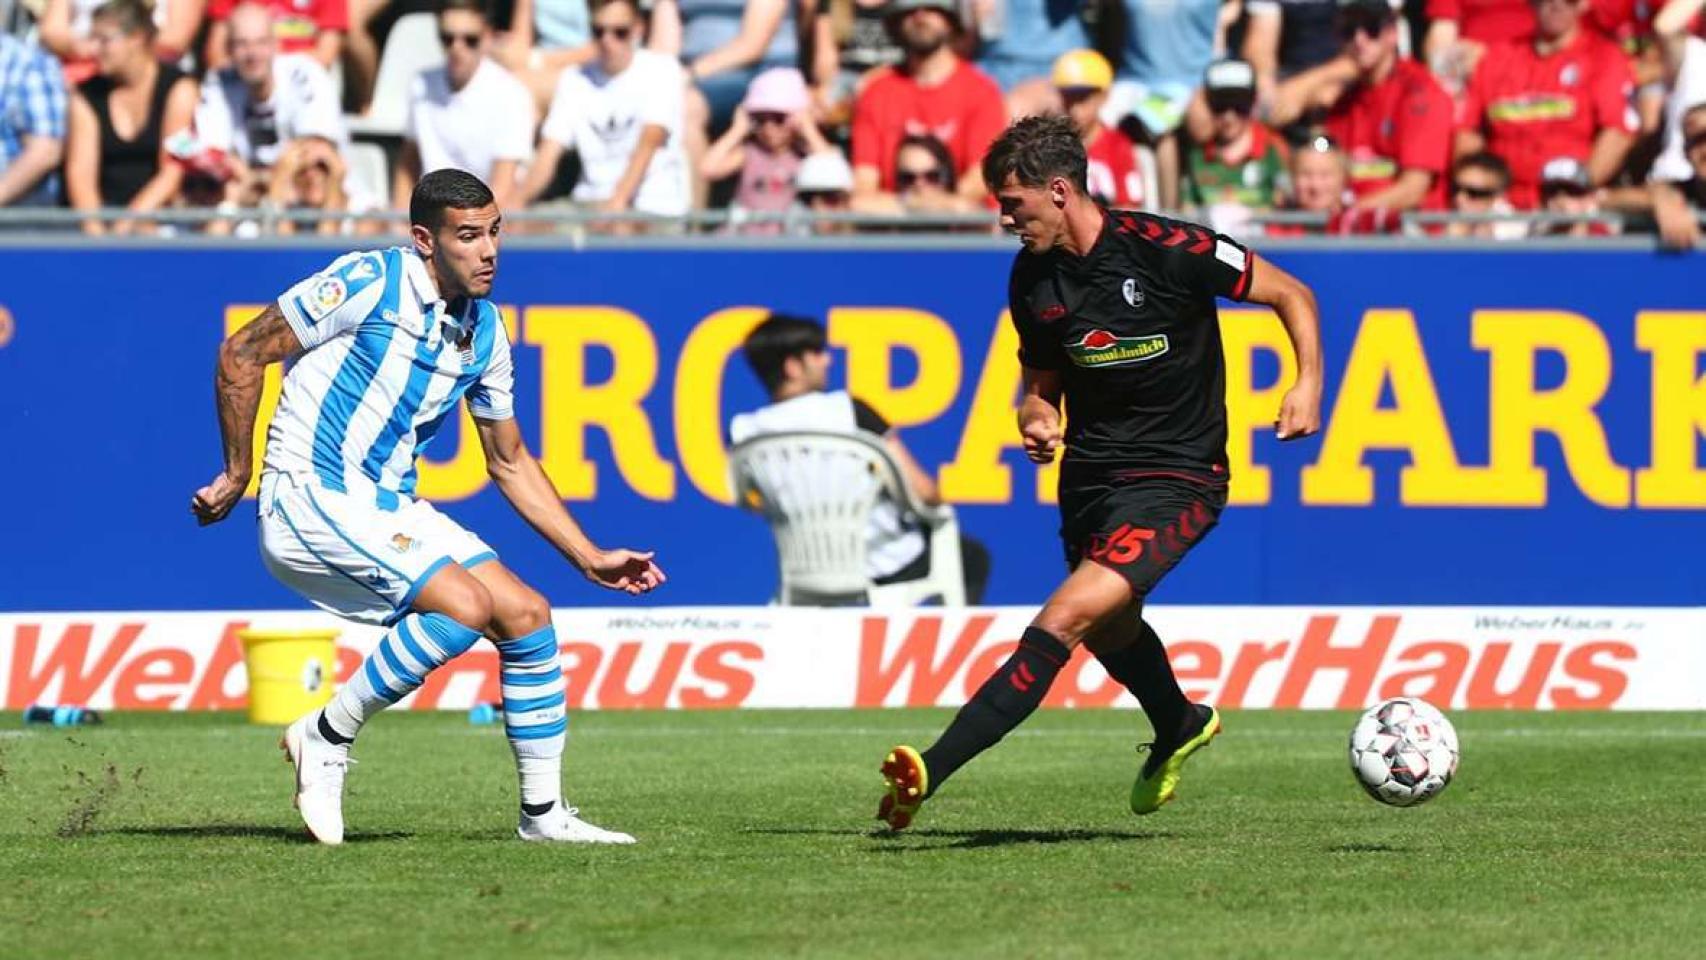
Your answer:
[1130,704,1222,815]
[876,746,929,831]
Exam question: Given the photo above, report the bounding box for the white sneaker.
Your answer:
[281,713,352,846]
[517,804,636,844]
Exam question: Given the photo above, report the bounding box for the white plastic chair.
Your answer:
[345,12,443,139]
[344,140,390,206]
[728,431,966,608]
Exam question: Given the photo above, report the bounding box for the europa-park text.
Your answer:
[227,305,1706,508]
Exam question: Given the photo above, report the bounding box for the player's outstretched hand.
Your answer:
[1275,381,1322,441]
[191,471,247,526]
[584,548,667,596]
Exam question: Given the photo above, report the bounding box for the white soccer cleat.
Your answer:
[517,805,636,845]
[281,714,352,846]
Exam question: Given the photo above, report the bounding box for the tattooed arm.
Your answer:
[191,304,303,525]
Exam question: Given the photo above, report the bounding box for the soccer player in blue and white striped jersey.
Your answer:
[192,169,664,845]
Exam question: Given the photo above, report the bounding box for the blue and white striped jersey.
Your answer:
[263,246,514,510]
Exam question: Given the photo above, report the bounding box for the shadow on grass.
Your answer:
[1326,842,1412,854]
[747,826,1171,851]
[102,824,413,844]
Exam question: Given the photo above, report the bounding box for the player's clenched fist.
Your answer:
[191,471,247,526]
[1275,378,1323,441]
[1020,414,1063,464]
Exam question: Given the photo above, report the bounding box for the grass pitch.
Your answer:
[2,708,1703,959]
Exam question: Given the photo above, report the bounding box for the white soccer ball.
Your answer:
[1348,697,1460,807]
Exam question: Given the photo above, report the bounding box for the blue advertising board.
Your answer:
[0,244,1701,610]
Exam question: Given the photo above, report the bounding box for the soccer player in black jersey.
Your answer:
[877,115,1324,830]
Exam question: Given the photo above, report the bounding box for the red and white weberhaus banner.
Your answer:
[3,607,1702,712]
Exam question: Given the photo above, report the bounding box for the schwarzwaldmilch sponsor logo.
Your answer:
[1067,329,1169,367]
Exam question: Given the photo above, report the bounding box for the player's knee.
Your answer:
[499,586,552,637]
[439,581,495,634]
[1031,605,1095,649]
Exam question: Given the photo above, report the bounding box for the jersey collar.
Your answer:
[402,248,473,338]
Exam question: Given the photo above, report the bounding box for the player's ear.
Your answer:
[410,222,434,259]
[1049,176,1069,208]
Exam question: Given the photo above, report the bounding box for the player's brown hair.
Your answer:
[981,115,1088,194]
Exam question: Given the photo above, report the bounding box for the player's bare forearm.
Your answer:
[1245,254,1324,440]
[477,415,666,594]
[1018,366,1065,463]
[214,304,300,478]
[487,442,599,570]
[193,305,301,524]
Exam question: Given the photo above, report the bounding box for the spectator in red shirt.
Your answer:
[850,0,1005,212]
[1051,49,1153,209]
[1425,0,1536,97]
[1455,0,1636,209]
[1272,0,1455,211]
[205,0,347,72]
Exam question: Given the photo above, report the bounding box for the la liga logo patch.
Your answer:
[1066,329,1169,368]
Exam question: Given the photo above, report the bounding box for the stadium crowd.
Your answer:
[1,0,1703,241]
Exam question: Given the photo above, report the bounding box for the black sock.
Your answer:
[1092,617,1190,743]
[521,800,556,817]
[316,711,353,746]
[919,626,1070,794]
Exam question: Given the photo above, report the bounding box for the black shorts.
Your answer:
[1059,466,1228,601]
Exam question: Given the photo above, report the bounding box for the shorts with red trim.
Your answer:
[1058,463,1227,600]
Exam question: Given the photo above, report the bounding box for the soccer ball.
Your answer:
[1348,697,1460,807]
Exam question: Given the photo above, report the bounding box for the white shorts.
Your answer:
[257,473,497,625]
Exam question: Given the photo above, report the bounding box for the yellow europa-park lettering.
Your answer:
[225,305,1706,509]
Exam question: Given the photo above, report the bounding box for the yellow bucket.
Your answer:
[239,629,340,725]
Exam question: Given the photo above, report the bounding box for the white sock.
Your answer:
[495,624,568,810]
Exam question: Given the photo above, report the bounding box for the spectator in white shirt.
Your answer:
[193,4,345,193]
[519,0,689,224]
[394,0,537,211]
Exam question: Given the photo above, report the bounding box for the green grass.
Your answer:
[2,709,1704,959]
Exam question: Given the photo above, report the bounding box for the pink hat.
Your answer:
[743,67,809,115]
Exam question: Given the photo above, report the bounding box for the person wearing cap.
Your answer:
[791,147,857,233]
[850,0,1005,211]
[519,0,690,224]
[1182,59,1288,233]
[1536,155,1616,234]
[1271,0,1454,212]
[1104,0,1230,208]
[1052,48,1155,209]
[702,67,839,233]
[1454,0,1635,210]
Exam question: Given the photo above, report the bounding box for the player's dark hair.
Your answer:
[91,0,157,38]
[1454,151,1511,191]
[981,115,1088,194]
[410,169,496,229]
[436,0,489,21]
[743,314,827,396]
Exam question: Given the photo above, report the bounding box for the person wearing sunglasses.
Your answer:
[1272,0,1453,213]
[701,67,838,233]
[1648,0,1706,248]
[1182,59,1288,235]
[1454,0,1635,210]
[892,132,964,217]
[1535,154,1615,235]
[850,0,1004,213]
[395,0,536,215]
[1650,102,1706,248]
[519,0,689,228]
[1445,150,1525,238]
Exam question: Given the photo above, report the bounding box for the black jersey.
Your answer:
[1008,208,1254,477]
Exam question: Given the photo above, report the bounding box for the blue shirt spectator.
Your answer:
[1107,0,1222,136]
[972,0,1092,92]
[0,34,68,207]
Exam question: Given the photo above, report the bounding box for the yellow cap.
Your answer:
[1052,49,1112,92]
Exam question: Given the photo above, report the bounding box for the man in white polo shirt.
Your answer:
[517,0,688,222]
[395,0,537,212]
